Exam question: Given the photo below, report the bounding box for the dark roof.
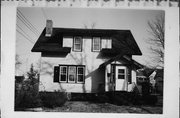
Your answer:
[99,54,143,69]
[31,27,142,55]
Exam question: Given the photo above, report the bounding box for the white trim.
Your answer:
[73,36,82,51]
[77,66,85,83]
[68,66,76,83]
[92,37,101,51]
[59,66,67,82]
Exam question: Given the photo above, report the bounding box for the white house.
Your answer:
[31,20,143,93]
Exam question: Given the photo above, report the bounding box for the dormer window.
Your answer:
[92,37,101,52]
[101,38,112,49]
[73,37,82,52]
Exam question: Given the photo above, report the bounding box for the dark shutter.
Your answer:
[128,68,132,84]
[54,66,60,82]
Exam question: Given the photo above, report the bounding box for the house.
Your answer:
[31,20,143,93]
[153,69,164,95]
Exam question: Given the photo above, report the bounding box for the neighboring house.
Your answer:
[31,20,143,93]
[154,69,164,95]
[136,70,148,94]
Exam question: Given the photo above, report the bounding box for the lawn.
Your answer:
[26,101,162,114]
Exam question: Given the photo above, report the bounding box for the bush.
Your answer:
[15,64,42,110]
[15,86,42,109]
[96,93,109,103]
[143,95,158,105]
[40,91,67,108]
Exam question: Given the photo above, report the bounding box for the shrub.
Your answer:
[96,93,109,103]
[40,91,67,108]
[15,64,42,110]
[15,82,42,109]
[143,95,158,105]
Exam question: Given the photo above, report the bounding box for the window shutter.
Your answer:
[128,68,132,84]
[54,66,60,82]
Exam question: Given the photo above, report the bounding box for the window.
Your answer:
[117,69,125,79]
[73,37,82,51]
[101,38,112,49]
[77,67,84,83]
[59,66,67,82]
[68,66,76,83]
[54,65,85,83]
[92,37,101,51]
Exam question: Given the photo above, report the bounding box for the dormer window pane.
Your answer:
[92,37,101,51]
[73,37,82,52]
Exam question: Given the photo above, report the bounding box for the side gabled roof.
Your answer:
[31,27,142,55]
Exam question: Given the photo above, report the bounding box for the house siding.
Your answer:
[39,37,107,93]
[39,37,138,93]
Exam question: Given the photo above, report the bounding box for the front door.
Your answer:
[115,66,127,91]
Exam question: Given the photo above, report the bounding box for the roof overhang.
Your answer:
[99,53,143,69]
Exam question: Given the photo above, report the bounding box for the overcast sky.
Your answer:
[16,7,164,74]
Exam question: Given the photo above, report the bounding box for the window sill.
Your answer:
[59,82,85,84]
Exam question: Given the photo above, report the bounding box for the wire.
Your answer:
[17,13,39,37]
[17,25,35,43]
[17,9,40,35]
[16,29,34,44]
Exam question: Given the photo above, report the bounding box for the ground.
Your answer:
[26,101,162,114]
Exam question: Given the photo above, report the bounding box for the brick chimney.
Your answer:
[45,20,53,37]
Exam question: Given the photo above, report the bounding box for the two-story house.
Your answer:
[31,20,143,93]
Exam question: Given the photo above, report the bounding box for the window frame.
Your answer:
[92,37,101,52]
[58,65,85,83]
[73,36,83,52]
[117,69,125,79]
[101,37,112,49]
[59,66,68,82]
[77,66,85,83]
[68,66,76,83]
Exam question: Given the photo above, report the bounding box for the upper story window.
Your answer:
[101,38,112,49]
[73,37,82,52]
[92,37,101,52]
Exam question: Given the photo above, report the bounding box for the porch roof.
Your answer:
[99,53,144,69]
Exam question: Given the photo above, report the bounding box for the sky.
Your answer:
[16,7,164,75]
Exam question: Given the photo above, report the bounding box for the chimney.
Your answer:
[45,20,53,37]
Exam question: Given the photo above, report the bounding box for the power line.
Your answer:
[17,10,40,35]
[17,14,39,37]
[17,9,40,35]
[16,29,34,44]
[17,25,35,43]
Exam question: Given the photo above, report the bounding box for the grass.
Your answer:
[35,101,162,114]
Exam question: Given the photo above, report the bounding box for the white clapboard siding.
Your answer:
[101,38,112,49]
[63,37,73,47]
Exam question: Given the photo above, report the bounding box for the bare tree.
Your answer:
[147,15,164,68]
[83,22,96,29]
[15,54,22,69]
